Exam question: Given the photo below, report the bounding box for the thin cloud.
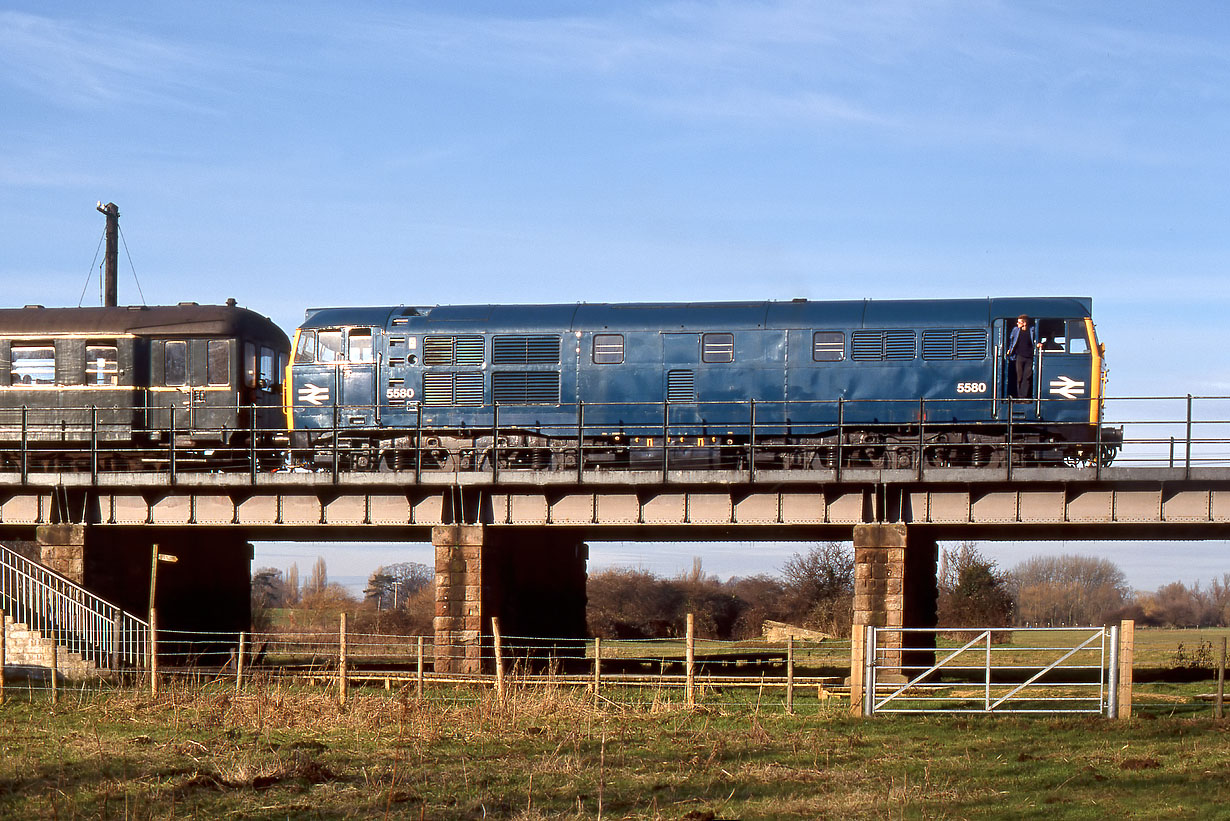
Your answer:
[0,11,255,113]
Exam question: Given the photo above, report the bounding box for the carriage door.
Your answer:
[339,327,378,427]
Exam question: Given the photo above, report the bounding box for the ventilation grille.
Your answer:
[492,372,560,404]
[851,330,916,361]
[492,335,559,365]
[423,335,484,366]
[667,370,695,403]
[921,329,988,361]
[423,372,484,405]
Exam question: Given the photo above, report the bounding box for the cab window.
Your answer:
[317,330,343,363]
[348,329,373,363]
[260,346,276,387]
[294,330,316,364]
[244,342,257,388]
[1035,318,1091,354]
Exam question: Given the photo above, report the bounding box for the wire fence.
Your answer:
[0,620,853,714]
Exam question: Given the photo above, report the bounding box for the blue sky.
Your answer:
[4,2,1230,590]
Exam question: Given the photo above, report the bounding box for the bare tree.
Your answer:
[939,543,1013,627]
[781,542,855,636]
[1008,554,1129,626]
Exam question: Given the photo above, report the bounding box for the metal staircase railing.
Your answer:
[0,543,149,669]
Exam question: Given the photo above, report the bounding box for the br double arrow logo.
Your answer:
[298,383,330,406]
[1048,375,1086,399]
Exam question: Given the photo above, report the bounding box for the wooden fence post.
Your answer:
[492,618,505,705]
[1,615,6,705]
[111,612,121,673]
[50,644,58,705]
[593,636,602,703]
[1117,619,1134,719]
[849,624,866,717]
[149,611,159,698]
[236,632,246,693]
[338,613,348,706]
[786,636,795,714]
[685,613,695,708]
[416,636,425,699]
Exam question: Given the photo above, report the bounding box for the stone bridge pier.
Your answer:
[851,523,939,690]
[432,525,588,674]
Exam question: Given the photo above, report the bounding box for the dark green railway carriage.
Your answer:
[0,302,288,466]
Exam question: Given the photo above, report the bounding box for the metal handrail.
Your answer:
[0,543,148,669]
[5,395,1230,479]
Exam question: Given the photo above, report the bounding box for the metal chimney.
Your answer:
[95,201,120,307]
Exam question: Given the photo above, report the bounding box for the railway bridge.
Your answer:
[3,463,1230,672]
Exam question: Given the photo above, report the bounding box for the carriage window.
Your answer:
[11,345,56,385]
[165,341,188,386]
[278,352,289,381]
[207,340,230,385]
[86,345,119,386]
[260,346,276,387]
[593,334,624,364]
[294,330,316,364]
[347,329,373,363]
[812,331,845,362]
[701,333,735,363]
[244,342,257,388]
[317,330,343,363]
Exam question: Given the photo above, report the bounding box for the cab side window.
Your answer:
[348,329,373,363]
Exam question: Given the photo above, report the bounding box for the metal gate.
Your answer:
[863,626,1120,716]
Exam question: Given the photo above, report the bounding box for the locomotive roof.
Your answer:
[0,303,289,344]
[301,297,1094,332]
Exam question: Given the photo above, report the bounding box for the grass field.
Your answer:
[2,627,1229,819]
[1,676,1228,820]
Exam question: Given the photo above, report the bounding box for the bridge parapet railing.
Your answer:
[1,396,1230,481]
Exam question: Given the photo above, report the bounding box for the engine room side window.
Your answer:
[593,334,624,364]
[165,341,188,386]
[316,330,343,363]
[294,330,316,364]
[701,333,735,363]
[86,344,119,386]
[11,345,55,385]
[812,332,845,362]
[207,340,230,385]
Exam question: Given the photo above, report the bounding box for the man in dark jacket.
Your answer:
[1007,314,1039,399]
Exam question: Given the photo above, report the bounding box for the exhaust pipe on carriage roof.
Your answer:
[96,201,120,308]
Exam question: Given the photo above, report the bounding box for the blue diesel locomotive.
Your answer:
[285,297,1115,472]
